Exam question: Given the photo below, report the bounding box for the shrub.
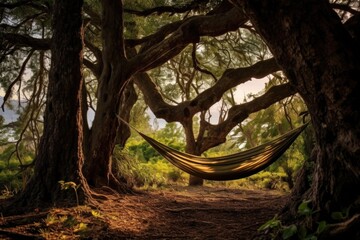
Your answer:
[114,147,187,188]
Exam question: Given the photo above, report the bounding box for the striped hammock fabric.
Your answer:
[120,117,309,181]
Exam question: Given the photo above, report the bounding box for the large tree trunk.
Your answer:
[242,0,360,233]
[84,0,131,192]
[182,120,205,186]
[188,171,204,186]
[10,0,93,209]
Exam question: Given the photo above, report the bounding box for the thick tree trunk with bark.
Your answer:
[242,0,360,234]
[84,0,131,192]
[182,120,205,186]
[11,0,93,209]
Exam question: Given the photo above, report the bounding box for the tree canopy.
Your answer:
[1,0,359,238]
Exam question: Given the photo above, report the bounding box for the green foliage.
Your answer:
[91,210,103,219]
[205,170,289,191]
[125,122,185,162]
[230,92,310,191]
[73,222,88,234]
[58,181,80,206]
[297,200,313,216]
[114,146,187,188]
[282,224,298,239]
[58,181,79,191]
[258,200,329,240]
[0,149,33,195]
[41,206,102,239]
[330,207,350,221]
[258,215,282,231]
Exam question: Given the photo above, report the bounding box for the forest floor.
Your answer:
[0,186,287,239]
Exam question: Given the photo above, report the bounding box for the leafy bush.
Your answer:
[0,150,34,195]
[205,171,290,191]
[167,168,184,182]
[258,200,329,239]
[114,147,187,188]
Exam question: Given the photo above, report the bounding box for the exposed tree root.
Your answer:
[0,229,44,240]
[0,212,48,228]
[89,172,133,195]
[321,214,360,240]
[108,172,133,194]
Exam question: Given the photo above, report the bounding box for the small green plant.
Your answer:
[0,185,14,199]
[258,200,328,240]
[91,210,103,219]
[282,224,298,239]
[63,215,78,228]
[73,222,88,234]
[58,180,80,206]
[331,207,350,221]
[297,200,313,216]
[44,214,59,226]
[44,213,70,227]
[258,215,282,232]
[258,215,298,239]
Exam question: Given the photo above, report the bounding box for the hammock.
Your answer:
[119,117,308,181]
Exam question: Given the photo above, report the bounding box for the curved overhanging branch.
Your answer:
[187,58,280,114]
[2,5,249,80]
[125,1,235,49]
[135,58,280,122]
[1,33,50,50]
[128,7,248,73]
[135,59,296,153]
[200,82,296,152]
[126,20,184,50]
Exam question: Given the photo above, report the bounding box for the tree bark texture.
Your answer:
[242,0,360,219]
[84,0,131,191]
[14,0,92,207]
[182,120,205,186]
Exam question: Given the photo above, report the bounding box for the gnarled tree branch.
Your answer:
[128,7,248,73]
[1,33,50,50]
[135,58,280,122]
[201,82,296,151]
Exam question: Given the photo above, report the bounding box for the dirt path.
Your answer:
[0,186,287,239]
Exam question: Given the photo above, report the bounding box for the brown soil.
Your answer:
[0,186,287,239]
